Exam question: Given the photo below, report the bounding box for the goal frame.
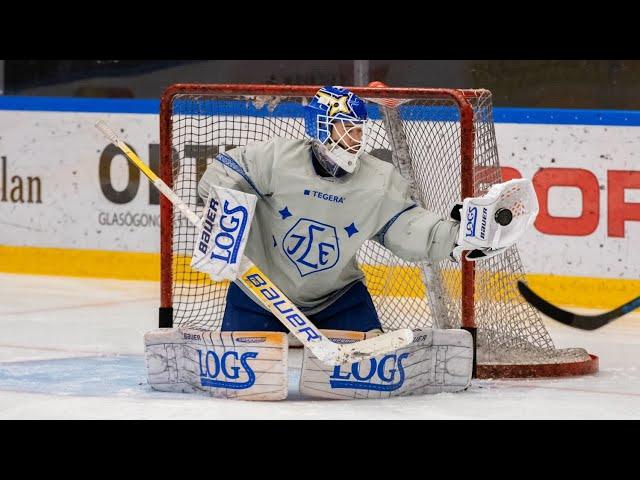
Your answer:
[158,83,599,379]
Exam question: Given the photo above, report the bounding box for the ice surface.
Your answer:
[0,273,638,419]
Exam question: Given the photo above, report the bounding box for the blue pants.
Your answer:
[221,281,382,333]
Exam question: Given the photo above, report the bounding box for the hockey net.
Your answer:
[159,83,598,378]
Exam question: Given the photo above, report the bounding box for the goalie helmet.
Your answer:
[304,86,369,176]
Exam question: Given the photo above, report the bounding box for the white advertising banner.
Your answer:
[0,100,638,282]
[497,123,639,279]
[0,110,160,252]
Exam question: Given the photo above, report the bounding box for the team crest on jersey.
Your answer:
[282,218,340,276]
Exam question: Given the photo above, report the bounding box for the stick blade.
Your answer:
[517,280,617,331]
[332,328,414,365]
[516,281,577,326]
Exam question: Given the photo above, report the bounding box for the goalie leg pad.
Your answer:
[299,328,472,399]
[144,328,288,401]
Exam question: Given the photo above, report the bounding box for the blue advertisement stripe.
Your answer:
[492,107,640,126]
[172,98,301,118]
[1,95,640,126]
[0,96,159,114]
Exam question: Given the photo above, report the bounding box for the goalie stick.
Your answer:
[95,120,413,366]
[517,280,640,330]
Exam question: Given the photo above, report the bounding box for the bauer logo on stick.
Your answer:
[191,185,257,281]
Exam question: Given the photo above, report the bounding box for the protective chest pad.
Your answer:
[300,328,473,399]
[145,328,288,401]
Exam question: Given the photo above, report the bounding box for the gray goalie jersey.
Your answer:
[198,137,459,314]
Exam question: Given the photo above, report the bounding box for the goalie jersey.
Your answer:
[198,137,459,314]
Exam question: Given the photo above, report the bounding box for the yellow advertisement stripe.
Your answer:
[0,245,637,310]
[525,274,640,310]
[0,245,160,280]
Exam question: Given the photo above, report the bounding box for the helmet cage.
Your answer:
[317,115,370,157]
[304,86,370,175]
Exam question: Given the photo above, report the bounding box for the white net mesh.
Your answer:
[162,86,592,374]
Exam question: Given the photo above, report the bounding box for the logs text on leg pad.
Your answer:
[243,271,322,342]
[329,352,410,392]
[197,349,258,389]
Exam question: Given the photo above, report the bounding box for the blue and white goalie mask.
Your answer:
[304,86,370,176]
